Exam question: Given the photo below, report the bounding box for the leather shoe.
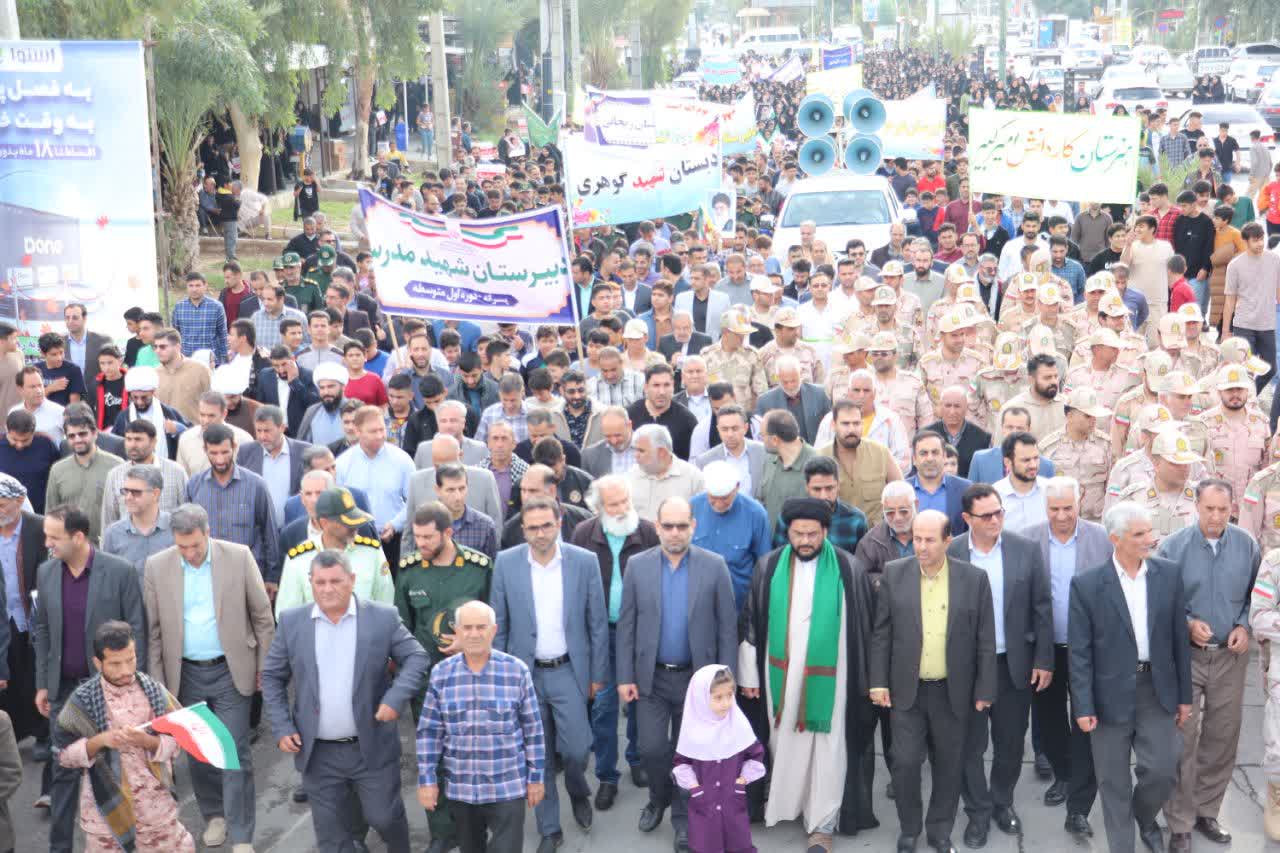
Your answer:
[1043,780,1067,806]
[993,806,1020,835]
[896,835,918,852]
[426,839,458,853]
[1139,821,1165,853]
[536,832,563,853]
[631,764,649,788]
[1034,752,1052,780]
[638,801,665,832]
[292,787,309,804]
[1064,813,1093,838]
[570,796,592,830]
[929,838,957,853]
[1168,832,1191,853]
[594,782,617,811]
[1195,816,1232,843]
[963,820,989,849]
[673,828,690,853]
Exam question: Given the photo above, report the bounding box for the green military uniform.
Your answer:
[281,250,323,314]
[274,534,395,618]
[302,268,332,299]
[395,543,492,845]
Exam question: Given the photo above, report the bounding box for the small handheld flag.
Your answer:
[149,702,241,770]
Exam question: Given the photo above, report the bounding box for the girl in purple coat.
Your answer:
[673,665,766,853]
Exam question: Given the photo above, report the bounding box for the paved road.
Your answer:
[10,650,1279,852]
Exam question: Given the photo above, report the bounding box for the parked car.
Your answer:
[1132,44,1172,66]
[1189,45,1231,76]
[1157,62,1196,98]
[1065,43,1105,78]
[1228,62,1280,102]
[1103,43,1132,67]
[1093,82,1168,114]
[1089,63,1150,98]
[773,173,913,258]
[1230,42,1280,60]
[1259,77,1280,134]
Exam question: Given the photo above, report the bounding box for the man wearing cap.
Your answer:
[171,272,229,367]
[822,332,870,406]
[701,309,769,414]
[275,487,394,615]
[968,334,1029,434]
[861,287,921,371]
[691,460,773,610]
[280,252,323,314]
[740,496,877,850]
[830,271,878,332]
[1173,303,1219,379]
[1002,354,1067,440]
[919,311,986,416]
[1153,369,1211,458]
[1194,365,1269,516]
[112,365,189,461]
[923,265,976,345]
[869,333,932,435]
[759,308,824,387]
[1064,273,1110,336]
[1023,283,1080,359]
[1063,329,1140,429]
[1238,453,1280,555]
[301,244,338,297]
[879,260,925,331]
[1117,431,1202,545]
[996,273,1042,335]
[1110,350,1171,458]
[746,277,779,329]
[1040,390,1115,521]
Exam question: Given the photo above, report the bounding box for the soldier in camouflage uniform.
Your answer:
[923,264,975,345]
[1040,388,1114,521]
[1195,365,1270,518]
[918,307,986,415]
[1064,273,1111,336]
[1069,290,1148,371]
[856,286,921,370]
[758,307,825,386]
[394,501,493,849]
[996,272,1043,334]
[275,487,395,616]
[1150,370,1211,458]
[1106,405,1210,511]
[1238,461,1280,555]
[1021,282,1081,359]
[701,307,770,412]
[968,333,1027,432]
[1063,328,1141,433]
[1115,429,1202,546]
[1174,302,1220,379]
[1111,350,1171,458]
[1248,548,1280,840]
[868,331,932,434]
[880,260,924,330]
[825,332,872,405]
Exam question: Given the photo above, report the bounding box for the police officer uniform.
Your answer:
[1040,388,1114,522]
[701,309,770,412]
[968,333,1026,433]
[1195,366,1270,517]
[1239,462,1280,555]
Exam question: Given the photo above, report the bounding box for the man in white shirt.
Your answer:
[675,356,711,423]
[626,424,705,521]
[10,365,64,444]
[994,432,1048,533]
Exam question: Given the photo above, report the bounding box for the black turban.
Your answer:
[781,497,832,529]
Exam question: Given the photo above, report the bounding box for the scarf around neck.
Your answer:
[767,539,842,733]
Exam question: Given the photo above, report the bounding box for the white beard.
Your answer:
[602,509,640,538]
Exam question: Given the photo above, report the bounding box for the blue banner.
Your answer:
[701,57,742,86]
[0,41,157,350]
[822,45,854,69]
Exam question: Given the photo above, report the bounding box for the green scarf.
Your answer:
[767,539,843,733]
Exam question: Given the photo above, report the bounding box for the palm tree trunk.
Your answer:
[162,166,200,279]
[350,62,376,179]
[228,102,262,192]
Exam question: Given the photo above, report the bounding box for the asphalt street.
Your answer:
[9,647,1279,852]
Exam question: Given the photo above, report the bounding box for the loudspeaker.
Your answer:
[799,137,838,176]
[843,134,883,174]
[797,94,836,138]
[843,88,886,135]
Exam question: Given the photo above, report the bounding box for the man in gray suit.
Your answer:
[1069,502,1192,853]
[236,404,308,527]
[1025,476,1112,839]
[580,407,633,479]
[31,505,146,853]
[404,435,503,560]
[949,483,1054,849]
[262,549,429,853]
[492,497,608,851]
[63,303,111,403]
[695,404,766,499]
[870,509,997,853]
[617,496,737,852]
[413,401,489,468]
[753,356,832,446]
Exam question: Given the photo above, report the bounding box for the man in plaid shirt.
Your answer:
[771,455,869,555]
[417,600,546,852]
[172,271,229,365]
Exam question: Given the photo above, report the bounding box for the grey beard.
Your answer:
[602,510,640,538]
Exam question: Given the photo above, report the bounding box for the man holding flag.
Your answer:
[54,620,194,852]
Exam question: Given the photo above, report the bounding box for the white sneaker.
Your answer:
[203,816,227,847]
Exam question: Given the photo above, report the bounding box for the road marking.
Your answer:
[261,811,315,853]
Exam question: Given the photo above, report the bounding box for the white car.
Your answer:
[774,174,913,259]
[1065,43,1104,77]
[1093,82,1168,114]
[1089,63,1150,98]
[1157,62,1195,99]
[1132,44,1172,66]
[735,26,805,57]
[1189,45,1231,76]
[1229,60,1280,102]
[1030,66,1067,99]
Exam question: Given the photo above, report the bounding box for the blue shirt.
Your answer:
[335,442,414,532]
[604,531,625,623]
[365,350,390,379]
[313,597,359,739]
[181,550,224,660]
[1047,525,1078,644]
[307,408,345,447]
[912,477,949,517]
[893,537,914,559]
[1051,257,1087,303]
[0,520,25,631]
[969,537,1006,653]
[65,332,88,374]
[691,492,772,612]
[1122,286,1149,332]
[657,552,692,666]
[259,442,292,529]
[171,296,229,365]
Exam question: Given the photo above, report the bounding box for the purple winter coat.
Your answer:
[673,741,766,853]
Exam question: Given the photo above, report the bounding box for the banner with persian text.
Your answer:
[967,108,1140,204]
[879,97,947,159]
[359,189,575,324]
[0,40,158,352]
[583,88,724,149]
[721,91,757,155]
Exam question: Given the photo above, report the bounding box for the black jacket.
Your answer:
[515,437,582,470]
[570,516,660,610]
[500,504,592,550]
[253,365,319,437]
[923,419,992,480]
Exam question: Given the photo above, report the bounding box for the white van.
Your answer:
[736,26,805,57]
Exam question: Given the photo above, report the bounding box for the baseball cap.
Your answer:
[315,487,375,527]
[721,309,754,336]
[1215,364,1253,390]
[955,282,980,303]
[992,333,1021,370]
[854,275,880,292]
[1161,370,1199,396]
[1140,349,1173,380]
[1084,273,1111,293]
[623,319,648,340]
[773,307,802,328]
[317,245,337,265]
[1009,271,1039,294]
[938,307,969,334]
[1158,313,1188,348]
[1064,387,1111,419]
[1088,328,1124,350]
[869,331,898,353]
[1026,324,1057,356]
[1098,292,1129,317]
[1150,429,1203,464]
[945,264,973,285]
[1136,403,1175,433]
[871,286,897,306]
[1037,283,1063,305]
[880,260,905,277]
[281,251,302,267]
[1219,337,1270,375]
[1175,302,1204,324]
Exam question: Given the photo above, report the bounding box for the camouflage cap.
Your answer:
[1150,429,1203,464]
[871,285,897,306]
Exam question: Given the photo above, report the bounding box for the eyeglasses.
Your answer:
[119,487,149,497]
[968,508,1005,521]
[522,521,557,534]
[659,522,691,531]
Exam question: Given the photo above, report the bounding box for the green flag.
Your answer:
[523,104,560,148]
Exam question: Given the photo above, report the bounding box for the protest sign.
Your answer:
[822,45,854,69]
[879,97,947,159]
[359,189,576,324]
[0,40,158,351]
[583,88,722,148]
[769,55,805,83]
[806,65,863,100]
[967,108,1140,204]
[721,91,757,155]
[701,56,742,86]
[564,130,722,228]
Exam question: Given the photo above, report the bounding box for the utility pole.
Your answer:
[429,13,452,167]
[540,0,566,121]
[0,0,17,40]
[998,0,1007,84]
[568,0,581,118]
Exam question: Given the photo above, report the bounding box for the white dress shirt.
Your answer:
[276,375,291,418]
[1113,558,1150,662]
[313,597,359,739]
[969,536,1006,653]
[530,544,568,659]
[722,443,755,497]
[994,476,1049,533]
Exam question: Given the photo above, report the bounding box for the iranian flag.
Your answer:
[149,702,241,770]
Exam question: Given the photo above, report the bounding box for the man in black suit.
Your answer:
[63,303,111,405]
[324,280,372,338]
[925,386,992,480]
[870,509,996,853]
[254,346,319,436]
[657,319,712,366]
[1069,501,1192,853]
[949,484,1053,848]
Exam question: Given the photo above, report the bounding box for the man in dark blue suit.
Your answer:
[1069,501,1192,853]
[254,346,319,437]
[905,430,971,535]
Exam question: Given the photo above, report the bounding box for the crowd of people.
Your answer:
[10,38,1280,853]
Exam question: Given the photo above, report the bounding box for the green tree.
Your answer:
[451,0,534,138]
